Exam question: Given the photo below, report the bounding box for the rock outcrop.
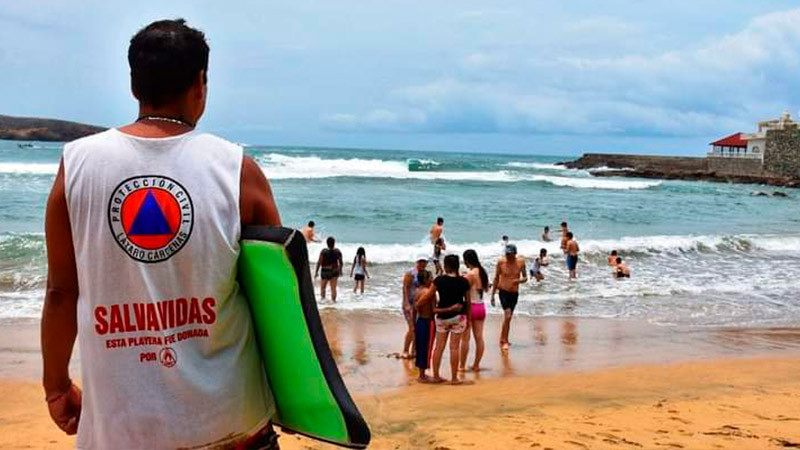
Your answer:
[0,115,106,142]
[560,153,800,188]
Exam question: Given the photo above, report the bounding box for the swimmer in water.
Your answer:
[608,250,618,267]
[530,248,549,282]
[614,257,631,278]
[301,221,320,243]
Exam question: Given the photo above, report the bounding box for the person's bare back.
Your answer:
[567,239,579,256]
[430,217,444,244]
[301,221,318,242]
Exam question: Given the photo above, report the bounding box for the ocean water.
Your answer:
[2,140,799,327]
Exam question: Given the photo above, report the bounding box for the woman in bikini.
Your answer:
[459,249,490,372]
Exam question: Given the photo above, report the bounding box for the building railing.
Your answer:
[706,151,762,159]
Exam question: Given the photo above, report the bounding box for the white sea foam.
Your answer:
[504,162,570,171]
[307,233,800,265]
[257,154,659,189]
[0,162,59,175]
[530,175,660,190]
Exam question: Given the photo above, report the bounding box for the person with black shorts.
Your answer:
[491,244,527,351]
[350,246,369,294]
[315,236,343,302]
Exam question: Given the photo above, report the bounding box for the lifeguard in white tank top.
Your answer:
[62,128,274,449]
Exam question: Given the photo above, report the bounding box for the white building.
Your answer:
[709,111,797,161]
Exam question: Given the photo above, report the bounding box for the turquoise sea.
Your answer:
[2,139,799,327]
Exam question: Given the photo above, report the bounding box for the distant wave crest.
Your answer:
[306,233,800,265]
[257,153,659,190]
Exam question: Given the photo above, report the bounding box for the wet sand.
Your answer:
[3,311,800,449]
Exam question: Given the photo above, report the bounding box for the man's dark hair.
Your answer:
[616,257,623,264]
[128,19,209,107]
[566,231,574,239]
[611,250,618,255]
[326,236,335,248]
[540,248,547,256]
[308,221,315,227]
[443,254,459,273]
[544,226,549,232]
[502,235,508,241]
[437,217,444,225]
[561,221,568,227]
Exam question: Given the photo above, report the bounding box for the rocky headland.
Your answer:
[561,153,800,188]
[0,115,106,142]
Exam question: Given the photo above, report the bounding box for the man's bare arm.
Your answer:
[491,261,501,302]
[402,273,412,308]
[41,162,80,434]
[240,156,281,228]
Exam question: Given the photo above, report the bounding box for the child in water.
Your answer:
[530,248,549,282]
[608,250,619,267]
[614,257,631,278]
[350,247,369,294]
[433,237,446,275]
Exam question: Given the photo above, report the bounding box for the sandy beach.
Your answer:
[3,311,800,449]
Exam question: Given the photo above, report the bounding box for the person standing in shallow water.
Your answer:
[315,236,343,302]
[350,247,369,294]
[459,249,489,372]
[40,19,281,449]
[301,220,319,243]
[430,216,444,244]
[491,244,527,351]
[566,232,580,280]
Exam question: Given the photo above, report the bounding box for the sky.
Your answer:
[2,1,800,155]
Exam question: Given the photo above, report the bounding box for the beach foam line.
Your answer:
[504,161,571,171]
[0,163,59,175]
[305,233,800,265]
[256,153,660,189]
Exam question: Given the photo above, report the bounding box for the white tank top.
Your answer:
[63,129,274,449]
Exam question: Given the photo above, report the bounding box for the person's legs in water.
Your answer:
[499,290,518,349]
[458,319,471,371]
[320,278,328,300]
[359,277,365,294]
[330,276,338,303]
[431,330,448,383]
[471,317,485,370]
[500,308,513,349]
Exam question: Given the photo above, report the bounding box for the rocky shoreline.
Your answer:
[560,153,800,188]
[0,114,105,142]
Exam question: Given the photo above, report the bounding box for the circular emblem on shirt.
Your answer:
[107,175,194,263]
[159,347,177,368]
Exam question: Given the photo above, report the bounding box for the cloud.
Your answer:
[322,9,800,137]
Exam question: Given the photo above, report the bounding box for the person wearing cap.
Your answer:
[401,255,429,359]
[491,244,528,350]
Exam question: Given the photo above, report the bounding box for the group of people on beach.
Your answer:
[401,217,634,385]
[304,215,633,385]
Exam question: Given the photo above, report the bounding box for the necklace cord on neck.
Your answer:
[136,115,195,127]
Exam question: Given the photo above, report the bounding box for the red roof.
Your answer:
[710,132,747,147]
